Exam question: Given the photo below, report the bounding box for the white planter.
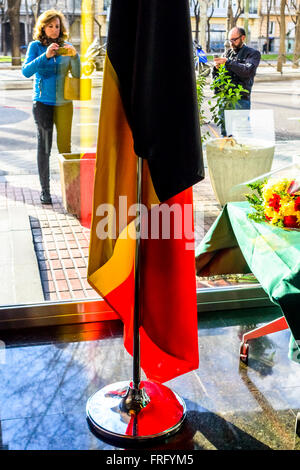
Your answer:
[206,138,275,206]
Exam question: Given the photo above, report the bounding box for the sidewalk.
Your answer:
[1,62,300,89]
[0,67,103,89]
[255,62,300,81]
[0,172,97,303]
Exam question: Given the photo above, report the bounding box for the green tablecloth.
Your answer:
[195,201,300,362]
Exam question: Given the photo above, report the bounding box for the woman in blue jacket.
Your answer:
[22,10,80,204]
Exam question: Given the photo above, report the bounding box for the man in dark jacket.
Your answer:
[213,26,261,135]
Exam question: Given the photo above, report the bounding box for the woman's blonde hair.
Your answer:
[33,10,69,45]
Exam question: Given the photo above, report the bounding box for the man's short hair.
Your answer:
[236,27,246,37]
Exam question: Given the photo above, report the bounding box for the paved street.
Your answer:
[252,80,300,140]
[0,86,102,171]
[1,68,300,166]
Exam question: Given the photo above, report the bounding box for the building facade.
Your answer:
[0,0,110,54]
[190,0,297,53]
[0,0,297,55]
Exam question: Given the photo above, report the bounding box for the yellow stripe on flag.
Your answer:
[88,221,136,297]
[88,55,160,301]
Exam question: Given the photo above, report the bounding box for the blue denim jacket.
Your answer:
[22,40,81,106]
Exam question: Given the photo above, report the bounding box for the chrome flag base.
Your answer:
[86,380,186,445]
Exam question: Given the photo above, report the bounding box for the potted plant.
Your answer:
[208,64,250,135]
[197,66,275,206]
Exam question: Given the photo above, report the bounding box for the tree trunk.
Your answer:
[199,0,207,51]
[244,0,249,42]
[30,0,41,40]
[24,0,30,45]
[7,0,22,66]
[226,0,234,37]
[0,10,4,54]
[195,15,200,43]
[277,0,286,72]
[190,0,200,42]
[266,14,270,53]
[206,5,214,52]
[293,8,300,67]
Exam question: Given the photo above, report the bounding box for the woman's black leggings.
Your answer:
[33,101,73,192]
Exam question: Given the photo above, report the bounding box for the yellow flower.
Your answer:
[264,205,274,218]
[280,199,297,216]
[262,179,293,204]
[249,177,300,228]
[271,212,284,223]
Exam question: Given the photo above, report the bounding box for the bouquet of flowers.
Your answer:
[246,178,300,229]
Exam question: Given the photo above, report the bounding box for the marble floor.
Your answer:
[0,305,300,451]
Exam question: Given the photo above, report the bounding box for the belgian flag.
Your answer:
[88,0,204,383]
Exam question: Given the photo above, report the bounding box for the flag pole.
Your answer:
[118,155,150,415]
[133,155,143,390]
[86,157,186,445]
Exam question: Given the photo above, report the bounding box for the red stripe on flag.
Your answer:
[101,188,199,383]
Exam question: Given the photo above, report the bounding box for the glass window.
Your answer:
[269,21,275,35]
[0,3,297,318]
[249,0,258,14]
